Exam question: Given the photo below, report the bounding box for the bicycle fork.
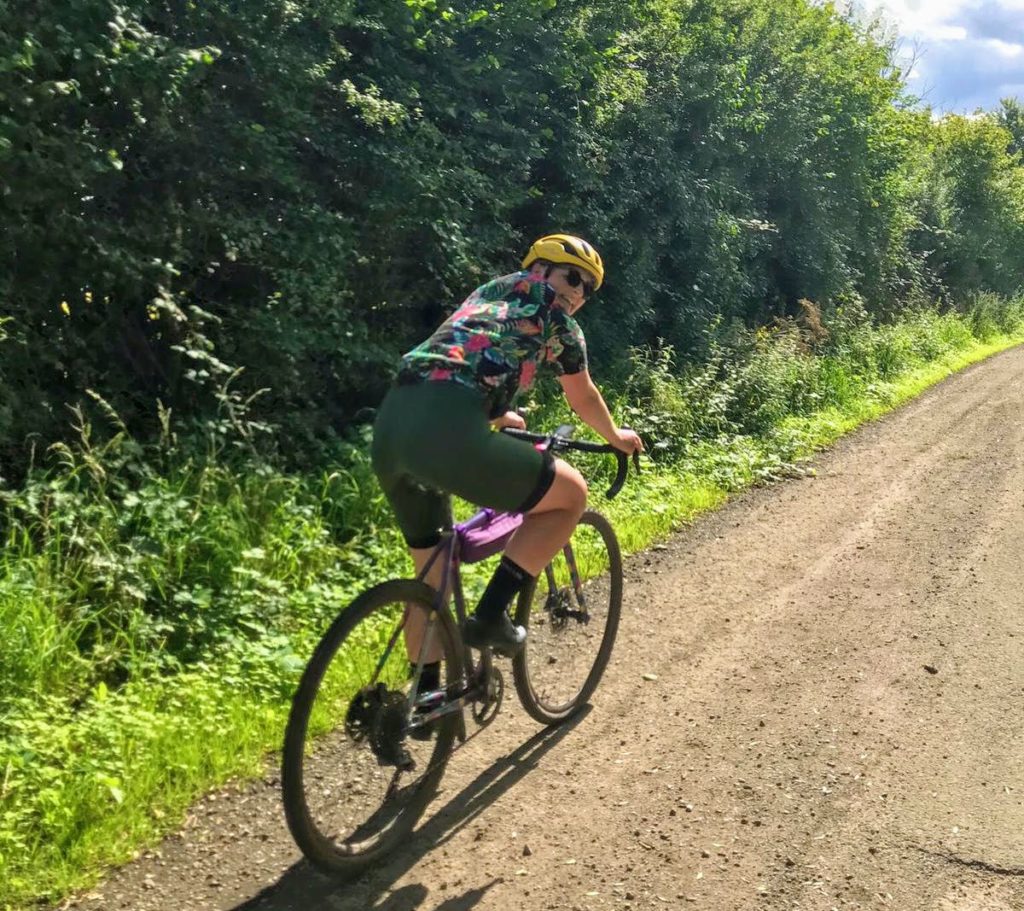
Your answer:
[542,543,590,625]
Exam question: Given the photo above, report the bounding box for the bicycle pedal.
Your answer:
[377,747,416,771]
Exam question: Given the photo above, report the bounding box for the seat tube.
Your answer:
[449,536,468,624]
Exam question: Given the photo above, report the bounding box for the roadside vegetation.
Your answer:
[3,0,1024,906]
[4,294,1023,906]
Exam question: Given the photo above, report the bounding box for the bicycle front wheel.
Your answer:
[281,579,462,876]
[512,510,623,725]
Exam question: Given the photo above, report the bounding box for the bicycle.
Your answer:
[281,424,639,876]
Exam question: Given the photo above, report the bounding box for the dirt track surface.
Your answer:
[69,347,1024,911]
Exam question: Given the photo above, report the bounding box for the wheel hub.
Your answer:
[546,588,574,629]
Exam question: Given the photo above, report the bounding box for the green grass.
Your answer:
[1,673,288,904]
[604,330,1024,551]
[2,297,1023,909]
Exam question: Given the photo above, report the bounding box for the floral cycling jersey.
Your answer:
[397,271,588,419]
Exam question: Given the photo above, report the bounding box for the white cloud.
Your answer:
[929,25,969,41]
[858,1,1024,111]
[865,1,970,37]
[985,38,1024,58]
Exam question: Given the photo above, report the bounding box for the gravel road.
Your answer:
[69,346,1024,911]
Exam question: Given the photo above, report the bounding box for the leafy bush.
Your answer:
[8,0,1023,474]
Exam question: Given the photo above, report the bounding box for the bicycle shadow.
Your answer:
[237,706,592,911]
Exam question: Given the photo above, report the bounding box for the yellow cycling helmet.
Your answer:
[522,233,605,291]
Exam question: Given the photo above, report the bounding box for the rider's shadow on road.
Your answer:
[236,706,591,911]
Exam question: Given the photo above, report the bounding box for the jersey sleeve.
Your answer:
[544,310,588,376]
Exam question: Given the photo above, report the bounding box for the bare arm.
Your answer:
[558,370,643,454]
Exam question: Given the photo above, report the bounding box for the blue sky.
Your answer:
[852,1,1024,113]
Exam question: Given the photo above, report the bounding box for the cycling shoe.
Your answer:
[462,612,526,656]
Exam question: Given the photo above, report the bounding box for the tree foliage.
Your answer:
[915,114,1024,299]
[997,96,1024,157]
[2,0,1023,475]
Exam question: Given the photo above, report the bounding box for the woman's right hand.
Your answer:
[491,410,527,431]
[611,428,644,454]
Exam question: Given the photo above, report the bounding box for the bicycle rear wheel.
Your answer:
[512,510,622,725]
[282,579,462,876]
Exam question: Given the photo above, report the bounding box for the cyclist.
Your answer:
[372,234,643,665]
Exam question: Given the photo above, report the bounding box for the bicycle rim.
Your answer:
[512,511,622,724]
[281,579,461,875]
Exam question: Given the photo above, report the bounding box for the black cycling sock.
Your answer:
[474,556,531,622]
[411,660,441,693]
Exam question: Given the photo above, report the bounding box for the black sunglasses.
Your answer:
[564,267,595,296]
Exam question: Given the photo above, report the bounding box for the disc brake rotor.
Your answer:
[546,588,573,629]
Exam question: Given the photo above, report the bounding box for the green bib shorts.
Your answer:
[371,381,556,548]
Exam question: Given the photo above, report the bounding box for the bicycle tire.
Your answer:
[512,510,623,725]
[282,579,463,876]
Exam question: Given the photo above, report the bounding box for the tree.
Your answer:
[997,96,1024,158]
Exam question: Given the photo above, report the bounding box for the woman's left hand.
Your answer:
[611,428,644,454]
[492,411,527,431]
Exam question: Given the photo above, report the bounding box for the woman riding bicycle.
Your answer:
[372,233,643,659]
